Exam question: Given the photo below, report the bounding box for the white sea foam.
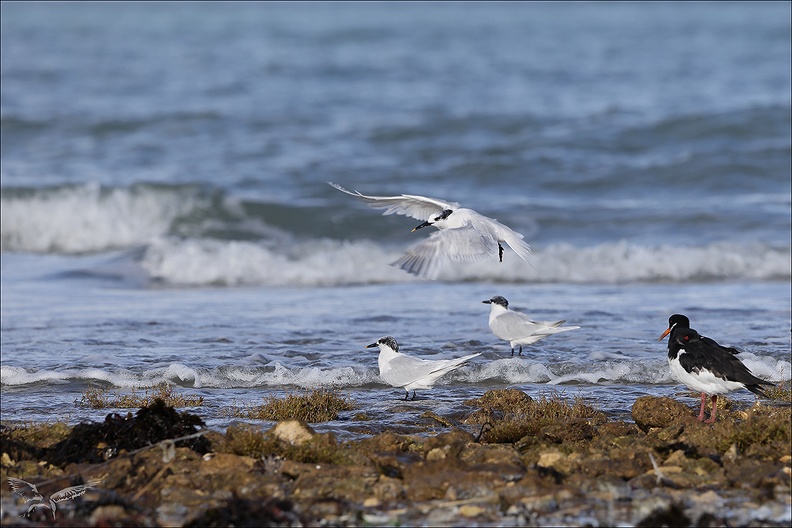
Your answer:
[465,359,554,384]
[3,185,789,285]
[2,354,788,391]
[0,183,210,253]
[138,237,791,287]
[736,353,791,383]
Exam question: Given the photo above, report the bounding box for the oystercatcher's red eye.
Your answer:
[684,336,689,341]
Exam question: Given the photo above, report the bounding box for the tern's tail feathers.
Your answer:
[540,325,580,334]
[502,232,532,264]
[423,352,481,379]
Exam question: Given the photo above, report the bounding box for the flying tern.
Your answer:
[8,477,98,520]
[329,182,532,279]
[366,336,481,400]
[483,295,579,356]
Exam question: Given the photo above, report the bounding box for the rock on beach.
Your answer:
[1,393,789,526]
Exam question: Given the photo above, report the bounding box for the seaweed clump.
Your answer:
[46,399,209,466]
[78,382,204,409]
[184,497,301,528]
[229,388,356,423]
[464,389,607,444]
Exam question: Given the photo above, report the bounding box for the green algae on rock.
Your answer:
[227,388,356,422]
[78,382,204,409]
[464,388,607,444]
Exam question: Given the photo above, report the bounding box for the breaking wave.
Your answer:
[2,183,789,286]
[3,354,788,390]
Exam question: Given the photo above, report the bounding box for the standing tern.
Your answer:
[667,328,772,423]
[658,313,740,355]
[366,336,481,400]
[483,295,579,356]
[329,182,532,280]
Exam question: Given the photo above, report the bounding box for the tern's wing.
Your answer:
[411,353,481,387]
[491,311,548,340]
[328,182,459,220]
[50,485,89,504]
[8,478,42,503]
[392,225,495,279]
[381,354,436,387]
[491,311,578,340]
[383,353,479,388]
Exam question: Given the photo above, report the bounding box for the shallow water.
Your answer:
[1,2,790,437]
[1,251,789,438]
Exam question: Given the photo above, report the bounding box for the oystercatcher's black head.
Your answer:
[482,296,509,308]
[659,313,692,341]
[668,314,691,329]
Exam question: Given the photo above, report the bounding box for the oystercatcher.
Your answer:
[667,328,772,423]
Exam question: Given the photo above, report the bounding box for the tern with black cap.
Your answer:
[366,336,480,400]
[329,182,532,280]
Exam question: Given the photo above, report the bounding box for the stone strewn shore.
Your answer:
[1,393,790,527]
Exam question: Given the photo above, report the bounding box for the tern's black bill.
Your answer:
[411,220,432,232]
[366,343,378,348]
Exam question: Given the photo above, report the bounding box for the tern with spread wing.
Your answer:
[366,336,481,400]
[329,182,532,279]
[483,296,579,356]
[8,477,98,520]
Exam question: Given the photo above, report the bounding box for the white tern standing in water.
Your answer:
[366,336,481,400]
[329,182,532,279]
[483,296,579,356]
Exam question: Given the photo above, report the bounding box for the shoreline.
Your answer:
[1,391,790,526]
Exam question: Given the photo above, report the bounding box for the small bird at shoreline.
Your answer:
[8,477,97,520]
[658,313,741,355]
[329,182,532,279]
[483,296,579,356]
[667,328,772,423]
[366,336,481,400]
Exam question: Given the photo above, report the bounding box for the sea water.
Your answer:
[1,3,790,438]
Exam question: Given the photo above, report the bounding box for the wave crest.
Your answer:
[138,237,790,286]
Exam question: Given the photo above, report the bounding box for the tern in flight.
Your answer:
[329,182,532,279]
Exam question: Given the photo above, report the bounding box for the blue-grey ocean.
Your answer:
[1,2,790,447]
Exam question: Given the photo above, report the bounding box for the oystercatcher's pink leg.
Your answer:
[704,395,718,424]
[697,392,707,421]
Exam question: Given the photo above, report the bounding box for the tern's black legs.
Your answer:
[510,346,523,357]
[498,242,504,262]
[403,390,417,401]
